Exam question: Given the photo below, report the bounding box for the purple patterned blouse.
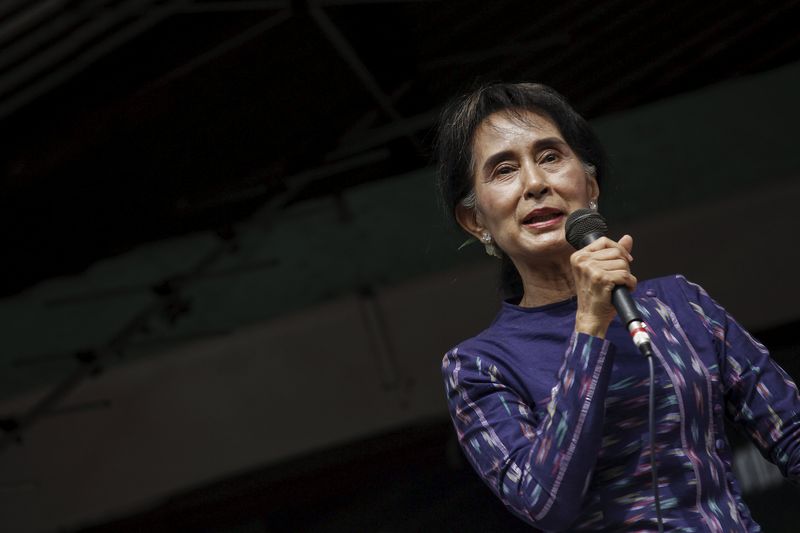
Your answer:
[442,275,800,532]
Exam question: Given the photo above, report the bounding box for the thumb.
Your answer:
[619,234,634,256]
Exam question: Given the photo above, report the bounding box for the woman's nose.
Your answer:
[522,165,549,199]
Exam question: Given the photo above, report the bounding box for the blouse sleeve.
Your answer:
[677,276,800,481]
[442,332,615,531]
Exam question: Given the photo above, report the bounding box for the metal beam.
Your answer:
[318,0,440,5]
[179,0,289,13]
[506,0,658,111]
[0,0,186,119]
[0,0,36,21]
[578,4,753,111]
[0,225,242,452]
[0,3,94,73]
[138,7,292,93]
[308,3,403,124]
[420,36,569,71]
[648,2,796,93]
[0,0,68,48]
[357,286,400,390]
[327,109,439,159]
[475,0,624,86]
[0,0,158,96]
[332,81,411,147]
[309,2,423,153]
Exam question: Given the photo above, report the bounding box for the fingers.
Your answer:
[615,271,637,291]
[570,235,637,297]
[570,236,637,283]
[581,247,630,262]
[618,234,634,256]
[571,261,635,290]
[581,235,634,261]
[576,235,633,262]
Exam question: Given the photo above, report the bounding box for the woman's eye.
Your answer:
[494,165,516,178]
[540,152,560,164]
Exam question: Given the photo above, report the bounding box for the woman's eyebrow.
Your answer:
[481,150,515,176]
[534,137,568,151]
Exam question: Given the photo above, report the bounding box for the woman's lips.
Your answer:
[523,212,564,229]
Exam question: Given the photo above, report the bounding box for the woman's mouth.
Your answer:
[522,209,564,228]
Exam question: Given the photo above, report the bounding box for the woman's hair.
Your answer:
[434,82,609,298]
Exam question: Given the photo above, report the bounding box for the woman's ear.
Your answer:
[586,172,600,201]
[455,203,485,240]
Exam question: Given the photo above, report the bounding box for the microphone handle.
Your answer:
[611,285,642,326]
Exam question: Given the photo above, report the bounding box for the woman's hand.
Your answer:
[571,234,635,338]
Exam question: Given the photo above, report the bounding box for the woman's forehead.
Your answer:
[474,109,561,147]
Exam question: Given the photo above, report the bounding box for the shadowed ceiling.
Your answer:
[2,0,800,297]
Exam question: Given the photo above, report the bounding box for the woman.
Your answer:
[437,82,800,531]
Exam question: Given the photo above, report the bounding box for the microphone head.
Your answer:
[565,208,608,249]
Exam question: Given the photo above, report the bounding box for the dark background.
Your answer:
[1,1,799,531]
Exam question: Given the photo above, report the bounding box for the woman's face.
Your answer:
[457,109,599,265]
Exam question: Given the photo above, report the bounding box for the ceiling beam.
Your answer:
[0,3,94,75]
[0,0,188,119]
[578,4,754,111]
[318,0,440,5]
[327,109,440,159]
[179,0,289,12]
[308,3,403,124]
[309,2,423,153]
[137,7,292,94]
[0,0,68,48]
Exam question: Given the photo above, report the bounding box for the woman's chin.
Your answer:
[509,239,573,263]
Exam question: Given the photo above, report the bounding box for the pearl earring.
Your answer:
[589,199,598,211]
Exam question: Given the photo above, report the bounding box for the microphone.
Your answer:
[565,208,654,357]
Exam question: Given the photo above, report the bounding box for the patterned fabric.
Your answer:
[442,275,800,532]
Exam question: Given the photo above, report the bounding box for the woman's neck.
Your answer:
[515,255,576,308]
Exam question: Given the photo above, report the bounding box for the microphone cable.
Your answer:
[643,344,665,533]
